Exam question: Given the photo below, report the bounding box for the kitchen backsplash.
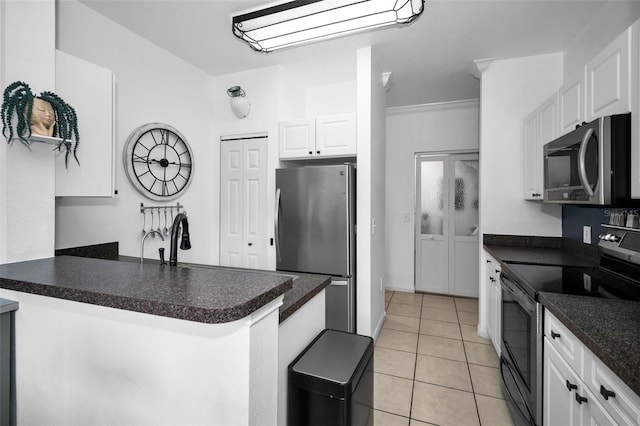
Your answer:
[562,205,640,244]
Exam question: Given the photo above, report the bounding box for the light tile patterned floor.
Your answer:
[374,290,515,426]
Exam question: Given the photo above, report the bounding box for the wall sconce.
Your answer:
[227,86,251,119]
[232,0,425,53]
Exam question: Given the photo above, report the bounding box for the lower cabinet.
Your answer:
[544,338,614,426]
[543,310,640,425]
[484,252,501,355]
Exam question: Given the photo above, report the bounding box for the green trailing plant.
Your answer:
[1,81,80,167]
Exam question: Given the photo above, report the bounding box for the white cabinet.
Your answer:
[522,110,540,200]
[586,27,632,122]
[544,341,616,426]
[279,113,356,160]
[55,50,115,197]
[523,94,557,200]
[484,252,501,356]
[543,310,640,426]
[558,67,587,136]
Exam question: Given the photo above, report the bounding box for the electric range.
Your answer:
[499,226,640,426]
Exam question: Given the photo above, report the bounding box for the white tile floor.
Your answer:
[374,291,515,426]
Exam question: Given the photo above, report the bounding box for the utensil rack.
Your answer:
[140,202,184,214]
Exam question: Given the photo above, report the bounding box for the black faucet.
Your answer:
[169,212,191,266]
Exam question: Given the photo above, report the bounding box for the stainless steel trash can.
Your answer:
[1,299,18,426]
[288,329,373,426]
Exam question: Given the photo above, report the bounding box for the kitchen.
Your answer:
[2,0,640,425]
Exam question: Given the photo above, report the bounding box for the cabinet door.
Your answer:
[522,110,540,200]
[559,67,587,135]
[586,27,631,121]
[315,113,356,158]
[55,50,115,197]
[544,339,581,426]
[278,118,315,159]
[579,385,617,426]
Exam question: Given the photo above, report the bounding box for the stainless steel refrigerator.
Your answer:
[275,164,356,333]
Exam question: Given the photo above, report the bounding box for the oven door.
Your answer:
[500,272,542,425]
[543,118,602,204]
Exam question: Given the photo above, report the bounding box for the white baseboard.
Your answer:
[384,286,415,293]
[372,311,386,343]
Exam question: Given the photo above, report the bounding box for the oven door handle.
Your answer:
[501,275,536,313]
[500,358,536,426]
[578,127,596,197]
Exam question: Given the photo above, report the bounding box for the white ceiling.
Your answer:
[78,0,615,107]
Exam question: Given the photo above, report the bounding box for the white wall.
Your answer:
[563,1,640,82]
[356,47,386,338]
[479,53,563,237]
[55,1,215,264]
[385,100,479,292]
[1,0,56,264]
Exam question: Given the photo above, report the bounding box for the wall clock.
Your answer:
[123,123,194,201]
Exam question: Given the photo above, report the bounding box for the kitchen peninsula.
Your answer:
[0,255,330,425]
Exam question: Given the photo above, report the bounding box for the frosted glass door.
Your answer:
[415,153,479,297]
[415,156,449,294]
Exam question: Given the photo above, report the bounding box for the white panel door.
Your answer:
[220,137,267,268]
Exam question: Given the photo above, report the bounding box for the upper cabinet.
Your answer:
[279,113,356,160]
[558,67,587,135]
[586,27,632,122]
[55,50,115,197]
[523,93,557,200]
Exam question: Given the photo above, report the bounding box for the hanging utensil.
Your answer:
[163,207,170,236]
[141,210,147,237]
[157,208,163,234]
[150,209,156,238]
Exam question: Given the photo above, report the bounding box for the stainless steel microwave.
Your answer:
[543,113,631,205]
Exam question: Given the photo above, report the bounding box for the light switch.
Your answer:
[583,226,591,244]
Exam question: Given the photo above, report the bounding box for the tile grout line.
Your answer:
[454,297,483,426]
[407,292,422,424]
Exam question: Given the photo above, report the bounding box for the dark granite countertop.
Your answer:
[115,255,331,324]
[539,292,640,396]
[0,256,295,324]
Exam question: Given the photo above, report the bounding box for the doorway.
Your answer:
[219,135,268,269]
[415,152,479,297]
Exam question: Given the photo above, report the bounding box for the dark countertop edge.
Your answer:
[0,272,292,325]
[483,234,600,265]
[539,293,640,397]
[279,275,331,323]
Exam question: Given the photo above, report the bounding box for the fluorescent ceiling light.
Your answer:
[232,0,425,53]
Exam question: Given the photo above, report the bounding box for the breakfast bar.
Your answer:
[0,256,330,425]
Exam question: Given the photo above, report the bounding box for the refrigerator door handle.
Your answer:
[275,188,281,262]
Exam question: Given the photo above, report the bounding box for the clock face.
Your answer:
[123,123,194,201]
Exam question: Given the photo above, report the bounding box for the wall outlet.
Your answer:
[583,226,591,244]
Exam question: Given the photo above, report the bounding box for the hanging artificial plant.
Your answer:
[1,81,80,167]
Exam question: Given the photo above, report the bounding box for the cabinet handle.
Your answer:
[316,150,320,154]
[495,269,500,273]
[308,151,313,155]
[248,243,253,246]
[486,260,491,263]
[575,393,588,405]
[489,277,496,282]
[566,380,577,392]
[551,331,561,339]
[600,385,616,400]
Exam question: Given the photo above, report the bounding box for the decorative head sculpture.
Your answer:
[1,81,80,167]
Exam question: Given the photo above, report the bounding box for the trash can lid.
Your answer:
[290,329,373,385]
[0,298,18,314]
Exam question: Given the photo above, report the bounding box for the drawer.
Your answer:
[545,310,584,376]
[583,347,640,425]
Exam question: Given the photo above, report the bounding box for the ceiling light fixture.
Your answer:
[232,0,425,53]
